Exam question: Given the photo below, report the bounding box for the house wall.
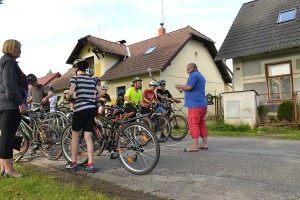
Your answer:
[160,39,229,116]
[233,50,300,93]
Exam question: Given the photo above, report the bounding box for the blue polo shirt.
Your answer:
[184,69,207,108]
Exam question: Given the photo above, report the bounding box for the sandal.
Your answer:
[183,147,199,152]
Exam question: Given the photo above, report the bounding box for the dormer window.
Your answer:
[277,8,297,23]
[144,45,158,55]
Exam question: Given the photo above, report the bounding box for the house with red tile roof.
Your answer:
[37,72,61,86]
[55,25,232,115]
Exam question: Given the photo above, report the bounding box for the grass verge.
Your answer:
[0,164,111,200]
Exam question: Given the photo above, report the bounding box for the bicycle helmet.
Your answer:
[27,73,37,84]
[158,79,166,86]
[92,76,101,83]
[132,77,142,83]
[101,85,109,90]
[117,90,125,96]
[73,58,89,71]
[149,81,158,87]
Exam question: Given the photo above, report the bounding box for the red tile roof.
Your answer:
[51,68,76,91]
[37,72,61,85]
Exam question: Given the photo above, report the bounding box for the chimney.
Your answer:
[158,23,166,36]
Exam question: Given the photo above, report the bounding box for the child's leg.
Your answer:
[84,131,94,164]
[71,131,80,163]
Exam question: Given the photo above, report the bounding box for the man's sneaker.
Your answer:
[160,133,166,139]
[85,165,96,173]
[64,163,79,171]
[13,154,23,163]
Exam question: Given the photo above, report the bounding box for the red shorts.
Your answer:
[188,107,208,138]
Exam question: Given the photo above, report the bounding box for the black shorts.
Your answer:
[72,108,96,132]
[124,103,137,113]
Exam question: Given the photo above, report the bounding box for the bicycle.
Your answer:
[137,102,171,143]
[61,107,160,175]
[13,108,62,162]
[31,103,69,134]
[165,100,188,141]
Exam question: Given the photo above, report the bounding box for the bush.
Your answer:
[277,101,294,122]
[208,122,251,132]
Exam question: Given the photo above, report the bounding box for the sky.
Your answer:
[0,0,249,78]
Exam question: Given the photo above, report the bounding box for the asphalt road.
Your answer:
[25,136,300,200]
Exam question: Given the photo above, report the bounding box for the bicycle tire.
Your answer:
[116,122,160,175]
[61,124,89,167]
[152,116,171,143]
[13,127,29,163]
[36,124,62,160]
[169,114,188,141]
[93,125,107,156]
[43,111,69,133]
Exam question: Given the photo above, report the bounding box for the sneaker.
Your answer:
[160,133,166,139]
[13,154,23,163]
[85,165,96,173]
[64,163,79,171]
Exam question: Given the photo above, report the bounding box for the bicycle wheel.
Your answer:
[13,127,29,163]
[169,114,188,141]
[61,124,88,167]
[37,124,62,160]
[117,122,160,175]
[93,125,107,156]
[152,116,171,142]
[43,111,69,134]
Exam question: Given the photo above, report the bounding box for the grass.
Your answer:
[207,121,300,140]
[0,164,111,200]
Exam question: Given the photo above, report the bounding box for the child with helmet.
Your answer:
[157,79,181,108]
[123,77,144,122]
[64,58,102,173]
[114,90,125,108]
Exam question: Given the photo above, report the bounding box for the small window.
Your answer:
[277,8,297,23]
[144,45,158,55]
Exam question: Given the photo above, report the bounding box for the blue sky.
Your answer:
[0,0,249,77]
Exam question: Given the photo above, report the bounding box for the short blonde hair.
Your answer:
[2,39,21,57]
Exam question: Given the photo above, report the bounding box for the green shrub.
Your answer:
[277,101,294,122]
[208,122,251,132]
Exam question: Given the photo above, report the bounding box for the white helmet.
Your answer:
[101,85,109,90]
[149,81,158,87]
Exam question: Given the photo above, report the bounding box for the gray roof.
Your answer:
[216,0,300,61]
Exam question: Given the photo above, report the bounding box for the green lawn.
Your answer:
[0,164,111,200]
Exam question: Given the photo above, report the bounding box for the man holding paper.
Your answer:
[175,63,208,152]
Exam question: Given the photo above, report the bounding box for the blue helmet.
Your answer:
[92,76,101,83]
[117,90,125,95]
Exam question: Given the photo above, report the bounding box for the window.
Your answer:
[266,62,293,101]
[277,8,297,23]
[85,56,94,74]
[144,45,158,55]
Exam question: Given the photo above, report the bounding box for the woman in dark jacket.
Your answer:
[0,39,28,177]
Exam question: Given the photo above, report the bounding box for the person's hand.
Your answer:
[19,104,27,114]
[41,98,47,104]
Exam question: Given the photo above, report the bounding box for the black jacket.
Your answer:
[0,54,28,110]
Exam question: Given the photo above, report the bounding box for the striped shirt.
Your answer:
[69,74,97,112]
